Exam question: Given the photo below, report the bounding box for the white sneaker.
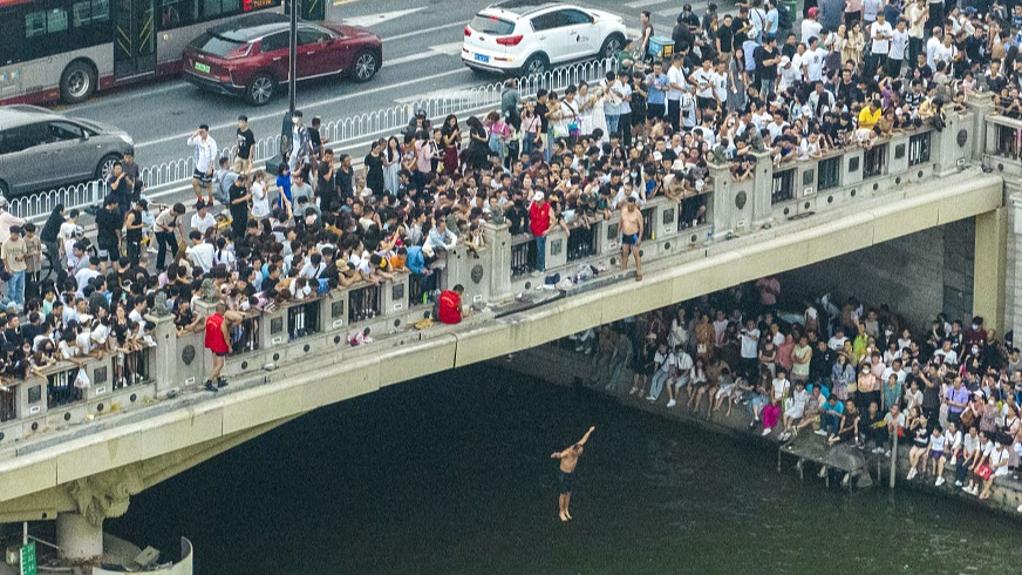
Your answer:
[761,428,772,436]
[1017,503,1022,513]
[666,399,677,408]
[628,388,637,396]
[818,466,828,478]
[814,429,828,436]
[778,432,789,441]
[955,481,963,487]
[935,477,945,487]
[906,468,917,480]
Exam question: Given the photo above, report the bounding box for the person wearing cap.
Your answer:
[801,7,823,44]
[1,225,27,307]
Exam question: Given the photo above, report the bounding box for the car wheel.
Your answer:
[351,51,379,82]
[60,61,97,104]
[246,74,275,106]
[600,34,625,60]
[95,153,122,181]
[520,54,547,78]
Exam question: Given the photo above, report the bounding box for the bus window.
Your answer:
[0,9,25,66]
[159,0,197,30]
[202,0,240,19]
[71,0,112,47]
[25,8,68,38]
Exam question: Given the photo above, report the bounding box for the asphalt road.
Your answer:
[45,0,707,174]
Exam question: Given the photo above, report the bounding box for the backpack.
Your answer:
[777,4,792,31]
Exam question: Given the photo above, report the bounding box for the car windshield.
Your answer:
[469,15,515,35]
[189,32,247,57]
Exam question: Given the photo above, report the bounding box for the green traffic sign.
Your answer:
[20,541,36,575]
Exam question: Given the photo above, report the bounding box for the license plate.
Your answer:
[194,62,211,74]
[474,53,489,63]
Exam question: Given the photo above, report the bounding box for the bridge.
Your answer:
[0,93,1019,571]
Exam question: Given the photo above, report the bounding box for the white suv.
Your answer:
[462,1,627,76]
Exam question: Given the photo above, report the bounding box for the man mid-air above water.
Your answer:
[550,426,595,522]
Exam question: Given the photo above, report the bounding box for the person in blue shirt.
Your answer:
[275,164,292,213]
[820,394,845,437]
[644,61,668,125]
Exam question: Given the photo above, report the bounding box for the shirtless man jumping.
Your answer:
[550,426,595,522]
[619,197,644,281]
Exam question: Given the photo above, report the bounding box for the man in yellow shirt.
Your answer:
[857,99,882,130]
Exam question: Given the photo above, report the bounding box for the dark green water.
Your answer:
[108,365,1022,574]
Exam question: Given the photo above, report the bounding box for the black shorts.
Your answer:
[697,96,717,110]
[647,103,665,120]
[558,471,575,494]
[192,169,212,185]
[213,351,228,357]
[622,233,639,246]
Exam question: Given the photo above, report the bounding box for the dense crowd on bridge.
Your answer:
[0,0,1014,392]
[575,277,1022,503]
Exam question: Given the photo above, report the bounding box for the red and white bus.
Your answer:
[0,0,320,105]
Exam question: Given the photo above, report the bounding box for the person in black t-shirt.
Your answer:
[716,14,736,59]
[228,174,251,240]
[754,36,781,97]
[317,148,339,212]
[235,115,255,174]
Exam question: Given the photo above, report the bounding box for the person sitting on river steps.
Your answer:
[550,426,595,522]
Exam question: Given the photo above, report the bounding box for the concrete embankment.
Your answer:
[502,344,1022,520]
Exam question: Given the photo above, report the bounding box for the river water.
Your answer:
[108,364,1022,574]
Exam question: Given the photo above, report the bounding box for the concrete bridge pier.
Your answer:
[55,512,103,562]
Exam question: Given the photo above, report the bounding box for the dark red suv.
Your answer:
[183,13,383,106]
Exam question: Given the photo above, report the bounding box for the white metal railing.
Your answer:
[8,59,616,222]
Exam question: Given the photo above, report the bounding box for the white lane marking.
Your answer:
[57,81,192,114]
[385,41,463,67]
[381,21,464,43]
[342,7,427,28]
[134,68,470,148]
[625,0,671,8]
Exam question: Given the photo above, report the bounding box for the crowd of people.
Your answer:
[575,276,1022,504]
[0,0,1010,396]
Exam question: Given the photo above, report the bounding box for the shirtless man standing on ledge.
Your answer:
[620,197,644,281]
[550,426,596,522]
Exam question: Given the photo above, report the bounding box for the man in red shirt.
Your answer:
[204,303,233,392]
[529,192,551,272]
[437,284,465,325]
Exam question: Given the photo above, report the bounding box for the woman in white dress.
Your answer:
[382,135,401,196]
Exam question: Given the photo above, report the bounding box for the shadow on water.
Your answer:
[108,364,1022,575]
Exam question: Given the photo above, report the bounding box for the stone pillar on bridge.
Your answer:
[482,221,512,301]
[966,92,994,164]
[146,312,178,398]
[708,161,732,239]
[56,512,103,562]
[751,150,774,230]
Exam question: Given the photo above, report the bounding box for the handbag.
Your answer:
[976,463,993,481]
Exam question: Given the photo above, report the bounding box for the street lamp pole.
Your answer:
[276,0,300,169]
[288,0,298,117]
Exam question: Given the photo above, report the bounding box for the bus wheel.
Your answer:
[60,61,97,104]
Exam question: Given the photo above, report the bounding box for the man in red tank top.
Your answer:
[204,303,232,392]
